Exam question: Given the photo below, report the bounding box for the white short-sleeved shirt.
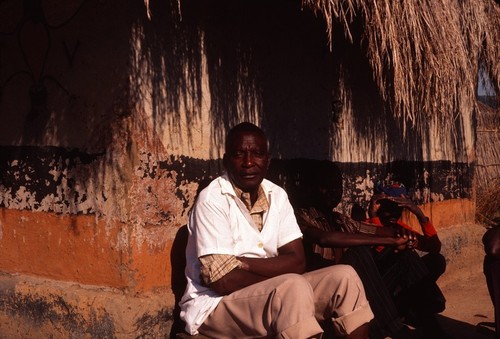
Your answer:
[179,173,303,335]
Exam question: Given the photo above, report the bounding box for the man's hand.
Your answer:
[385,196,428,224]
[393,236,411,251]
[378,222,419,251]
[395,227,419,250]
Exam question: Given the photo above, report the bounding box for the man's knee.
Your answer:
[427,253,446,277]
[279,273,313,290]
[329,264,361,281]
[320,263,359,277]
[423,252,446,279]
[271,273,320,335]
[310,265,365,296]
[274,273,315,305]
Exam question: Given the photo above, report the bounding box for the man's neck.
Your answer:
[226,174,262,204]
[231,184,259,207]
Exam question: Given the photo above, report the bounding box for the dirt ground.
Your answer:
[434,223,496,339]
[438,266,495,338]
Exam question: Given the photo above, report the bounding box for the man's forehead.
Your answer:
[228,131,267,147]
[379,199,401,210]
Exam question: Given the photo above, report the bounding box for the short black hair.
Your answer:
[225,122,268,153]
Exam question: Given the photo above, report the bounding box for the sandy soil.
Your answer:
[435,223,496,339]
[438,268,495,338]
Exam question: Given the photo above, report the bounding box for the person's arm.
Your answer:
[415,223,441,253]
[302,224,409,248]
[209,238,305,295]
[297,209,411,249]
[387,196,441,252]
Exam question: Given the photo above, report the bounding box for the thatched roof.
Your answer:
[476,102,500,188]
[475,101,499,223]
[303,0,500,132]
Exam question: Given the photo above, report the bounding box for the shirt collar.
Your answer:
[233,184,269,211]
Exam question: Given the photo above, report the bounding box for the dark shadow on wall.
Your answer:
[170,224,189,337]
[0,0,127,148]
[169,177,212,337]
[138,0,472,163]
[0,1,145,218]
[0,0,359,160]
[135,0,335,159]
[267,158,343,209]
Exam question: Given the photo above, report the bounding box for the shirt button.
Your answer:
[257,242,264,248]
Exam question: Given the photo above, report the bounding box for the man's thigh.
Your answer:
[199,273,321,338]
[303,265,363,319]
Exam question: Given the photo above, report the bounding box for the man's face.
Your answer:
[224,131,270,193]
[377,199,403,224]
[317,183,342,211]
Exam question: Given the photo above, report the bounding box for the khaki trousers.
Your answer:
[199,265,374,339]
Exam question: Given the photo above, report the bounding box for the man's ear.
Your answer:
[266,155,271,170]
[222,153,228,168]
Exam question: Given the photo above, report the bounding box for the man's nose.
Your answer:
[242,152,254,166]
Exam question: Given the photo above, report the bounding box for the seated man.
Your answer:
[180,123,373,339]
[482,220,500,337]
[367,182,447,337]
[295,161,419,339]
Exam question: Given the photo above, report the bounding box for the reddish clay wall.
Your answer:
[0,209,128,288]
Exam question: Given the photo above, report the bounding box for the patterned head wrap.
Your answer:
[375,182,408,197]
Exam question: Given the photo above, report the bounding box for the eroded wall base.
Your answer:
[0,272,176,338]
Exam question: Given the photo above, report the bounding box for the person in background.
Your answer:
[482,219,500,338]
[295,161,422,339]
[367,182,447,338]
[180,123,373,339]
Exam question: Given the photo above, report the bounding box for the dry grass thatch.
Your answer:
[303,0,500,132]
[476,177,500,225]
[475,102,499,224]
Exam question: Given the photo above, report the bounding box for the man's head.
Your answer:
[305,161,343,211]
[223,122,271,194]
[374,182,407,223]
[377,199,403,223]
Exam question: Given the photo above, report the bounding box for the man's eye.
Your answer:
[231,151,267,158]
